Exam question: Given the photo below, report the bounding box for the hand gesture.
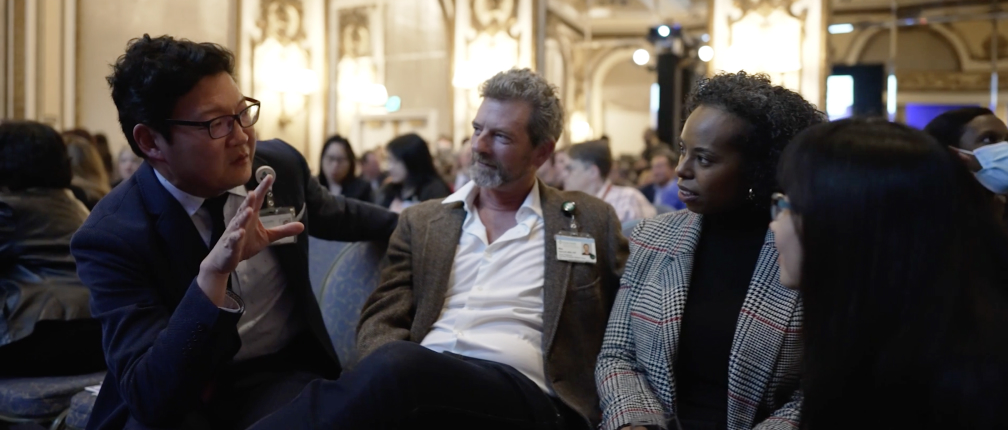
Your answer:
[198,174,304,305]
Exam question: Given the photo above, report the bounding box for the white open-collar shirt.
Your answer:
[420,180,552,394]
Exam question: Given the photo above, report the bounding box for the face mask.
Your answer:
[975,142,1008,194]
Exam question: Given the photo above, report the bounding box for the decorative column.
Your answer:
[710,0,827,108]
[240,0,326,160]
[452,0,534,142]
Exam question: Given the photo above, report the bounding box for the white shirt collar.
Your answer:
[154,169,247,217]
[443,179,543,220]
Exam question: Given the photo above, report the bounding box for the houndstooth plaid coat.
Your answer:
[595,210,803,430]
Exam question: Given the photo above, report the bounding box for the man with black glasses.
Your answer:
[70,35,398,430]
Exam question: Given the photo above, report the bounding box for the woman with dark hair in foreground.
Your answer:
[771,118,1008,430]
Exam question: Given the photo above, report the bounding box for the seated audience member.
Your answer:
[564,140,656,223]
[112,146,143,188]
[65,128,115,181]
[536,153,564,189]
[434,135,458,188]
[924,107,1008,151]
[71,35,398,430]
[954,139,1008,195]
[378,133,451,212]
[772,118,1008,430]
[250,68,628,430]
[0,120,104,377]
[65,133,111,209]
[454,137,473,191]
[360,150,388,199]
[639,150,685,211]
[95,133,115,182]
[924,108,1008,226]
[596,71,825,430]
[318,134,373,202]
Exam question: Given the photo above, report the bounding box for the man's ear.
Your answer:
[133,124,166,161]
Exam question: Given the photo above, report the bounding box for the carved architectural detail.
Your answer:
[256,0,306,45]
[898,70,1008,92]
[980,33,1008,60]
[472,0,517,35]
[338,7,371,58]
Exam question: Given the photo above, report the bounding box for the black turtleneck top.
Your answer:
[674,205,770,430]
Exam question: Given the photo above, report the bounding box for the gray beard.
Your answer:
[470,162,506,188]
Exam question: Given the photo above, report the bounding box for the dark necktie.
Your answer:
[201,193,229,249]
[201,193,233,292]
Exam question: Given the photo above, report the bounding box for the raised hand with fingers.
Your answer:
[197,174,305,305]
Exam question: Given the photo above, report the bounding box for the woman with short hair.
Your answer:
[597,72,825,430]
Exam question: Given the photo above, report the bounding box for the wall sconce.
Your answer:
[570,111,594,143]
[261,66,320,129]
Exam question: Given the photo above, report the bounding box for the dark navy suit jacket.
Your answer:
[70,139,399,430]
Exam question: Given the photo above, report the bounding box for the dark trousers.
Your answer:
[249,341,588,430]
[0,319,105,377]
[124,331,332,430]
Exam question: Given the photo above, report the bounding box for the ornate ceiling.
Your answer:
[551,0,1006,36]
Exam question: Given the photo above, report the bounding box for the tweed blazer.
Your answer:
[357,180,629,427]
[596,210,803,430]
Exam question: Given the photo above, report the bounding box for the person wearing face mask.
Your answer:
[770,118,1008,430]
[924,107,1008,151]
[377,133,451,213]
[925,108,1008,225]
[596,71,825,430]
[965,141,1008,194]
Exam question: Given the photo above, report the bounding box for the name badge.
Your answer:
[555,233,597,264]
[260,206,297,245]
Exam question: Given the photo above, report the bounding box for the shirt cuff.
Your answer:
[219,290,244,313]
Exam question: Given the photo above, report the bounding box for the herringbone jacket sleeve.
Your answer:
[596,218,668,430]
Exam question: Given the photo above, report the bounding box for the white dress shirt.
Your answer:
[155,170,303,361]
[420,180,552,394]
[595,180,657,223]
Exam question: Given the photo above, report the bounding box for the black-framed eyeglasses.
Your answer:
[164,97,261,139]
[770,192,792,221]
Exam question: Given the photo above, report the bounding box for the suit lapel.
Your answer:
[540,184,573,357]
[727,229,800,427]
[659,212,703,401]
[135,163,210,303]
[413,201,466,334]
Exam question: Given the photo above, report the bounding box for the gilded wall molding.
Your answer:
[898,70,1008,92]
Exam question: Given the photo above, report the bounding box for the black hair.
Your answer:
[685,71,825,208]
[0,120,73,191]
[386,133,440,188]
[318,134,358,189]
[923,107,994,148]
[567,140,613,177]
[107,34,236,158]
[779,118,1008,429]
